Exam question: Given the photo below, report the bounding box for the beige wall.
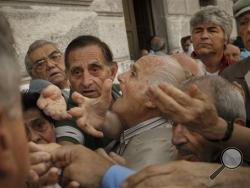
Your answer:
[0,0,130,85]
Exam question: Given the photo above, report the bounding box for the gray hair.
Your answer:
[25,40,59,77]
[190,6,233,43]
[181,76,246,122]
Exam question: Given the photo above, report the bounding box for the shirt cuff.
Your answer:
[101,165,135,188]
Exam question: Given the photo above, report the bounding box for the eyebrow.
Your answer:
[33,50,60,64]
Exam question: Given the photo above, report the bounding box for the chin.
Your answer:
[179,155,200,162]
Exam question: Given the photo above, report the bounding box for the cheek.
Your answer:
[43,129,56,143]
[57,61,66,72]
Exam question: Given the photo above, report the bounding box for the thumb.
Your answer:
[41,85,61,98]
[71,92,86,105]
[187,84,206,100]
[100,79,113,104]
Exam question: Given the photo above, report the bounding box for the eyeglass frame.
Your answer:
[31,50,63,73]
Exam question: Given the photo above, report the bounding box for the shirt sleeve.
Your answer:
[101,165,135,188]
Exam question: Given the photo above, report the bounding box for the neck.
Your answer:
[198,52,224,73]
[123,110,161,129]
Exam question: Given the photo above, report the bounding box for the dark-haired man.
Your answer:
[55,35,119,148]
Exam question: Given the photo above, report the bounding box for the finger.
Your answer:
[81,124,104,138]
[71,92,86,105]
[96,148,116,164]
[31,162,51,176]
[147,85,185,119]
[158,83,192,106]
[186,84,207,101]
[28,169,39,183]
[100,79,113,105]
[30,151,51,165]
[122,165,172,188]
[39,167,60,185]
[42,85,61,99]
[67,181,80,188]
[34,143,61,153]
[50,146,73,167]
[37,97,48,109]
[29,142,42,152]
[68,107,84,117]
[109,152,127,166]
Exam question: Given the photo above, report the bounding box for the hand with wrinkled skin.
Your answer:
[147,83,226,140]
[96,148,127,166]
[42,145,112,188]
[68,79,113,138]
[122,160,250,188]
[37,85,72,120]
[27,142,60,187]
[122,161,221,188]
[28,142,80,188]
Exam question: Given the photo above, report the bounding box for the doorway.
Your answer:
[122,0,155,60]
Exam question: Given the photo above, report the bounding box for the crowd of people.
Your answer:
[1,0,250,188]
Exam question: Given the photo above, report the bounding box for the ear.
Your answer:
[109,62,118,80]
[234,118,246,127]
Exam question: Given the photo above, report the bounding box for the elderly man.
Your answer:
[0,21,29,188]
[22,91,56,144]
[25,40,70,90]
[172,76,246,162]
[190,6,234,75]
[110,55,187,170]
[54,35,119,147]
[221,0,250,127]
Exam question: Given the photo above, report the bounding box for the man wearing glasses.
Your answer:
[25,40,70,90]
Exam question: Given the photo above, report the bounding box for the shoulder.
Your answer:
[221,57,250,78]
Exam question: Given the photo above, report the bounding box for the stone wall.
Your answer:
[0,0,130,84]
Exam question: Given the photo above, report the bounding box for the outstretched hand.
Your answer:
[68,79,113,138]
[37,85,72,120]
[147,83,220,139]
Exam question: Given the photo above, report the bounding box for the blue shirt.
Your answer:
[101,165,135,188]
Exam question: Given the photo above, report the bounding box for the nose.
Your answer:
[81,70,93,88]
[247,21,250,32]
[172,124,188,146]
[46,58,56,69]
[200,30,209,39]
[118,72,127,83]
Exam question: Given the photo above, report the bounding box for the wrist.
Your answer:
[204,117,227,140]
[206,118,234,142]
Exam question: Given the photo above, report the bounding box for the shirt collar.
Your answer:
[120,117,173,144]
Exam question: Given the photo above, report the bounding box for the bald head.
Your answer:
[224,44,241,62]
[136,55,187,86]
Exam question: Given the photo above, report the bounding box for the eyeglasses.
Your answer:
[32,51,63,73]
